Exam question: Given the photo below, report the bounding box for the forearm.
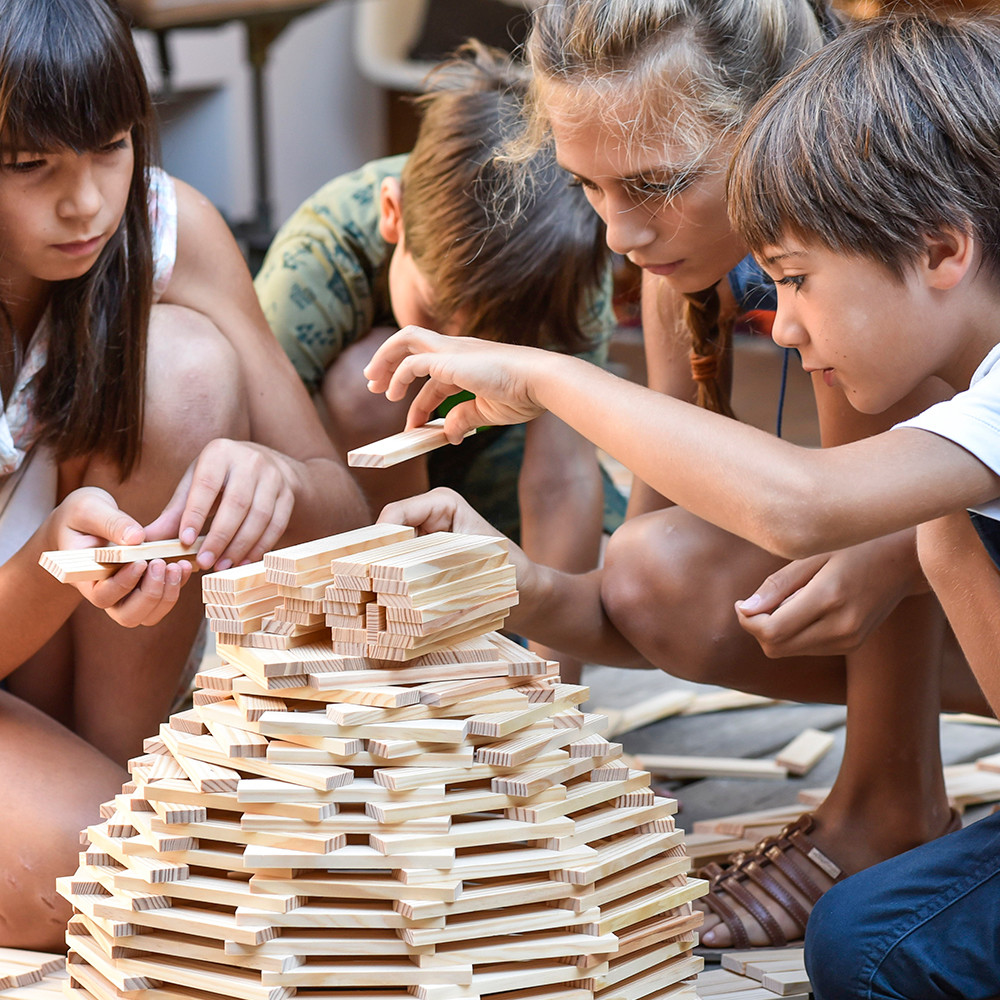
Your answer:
[0,528,82,676]
[282,456,371,543]
[528,354,994,557]
[518,420,604,574]
[510,562,648,668]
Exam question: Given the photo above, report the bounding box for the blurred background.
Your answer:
[123,0,535,266]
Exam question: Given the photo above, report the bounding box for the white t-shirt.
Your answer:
[896,341,1000,520]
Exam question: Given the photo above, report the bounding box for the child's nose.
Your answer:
[770,302,806,350]
[602,196,655,257]
[58,165,101,219]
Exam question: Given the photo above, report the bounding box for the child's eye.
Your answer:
[777,274,806,290]
[2,156,45,173]
[98,136,130,154]
[567,175,598,192]
[630,166,698,202]
[636,176,692,199]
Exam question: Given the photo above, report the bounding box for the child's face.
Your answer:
[544,83,747,294]
[0,130,133,288]
[388,238,465,337]
[759,236,951,413]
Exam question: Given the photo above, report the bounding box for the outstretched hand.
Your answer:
[144,438,299,571]
[50,487,193,628]
[363,327,549,439]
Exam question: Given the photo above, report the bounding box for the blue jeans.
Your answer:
[806,810,1000,998]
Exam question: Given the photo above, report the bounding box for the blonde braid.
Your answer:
[683,285,735,417]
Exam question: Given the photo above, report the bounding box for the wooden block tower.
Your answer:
[57,525,708,1000]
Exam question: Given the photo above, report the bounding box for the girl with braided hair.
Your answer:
[370,0,985,952]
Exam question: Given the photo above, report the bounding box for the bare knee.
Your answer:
[602,509,782,683]
[144,304,247,449]
[79,306,249,516]
[0,695,124,949]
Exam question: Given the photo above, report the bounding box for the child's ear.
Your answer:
[378,177,404,245]
[923,227,975,290]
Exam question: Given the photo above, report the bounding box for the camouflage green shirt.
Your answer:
[255,155,616,393]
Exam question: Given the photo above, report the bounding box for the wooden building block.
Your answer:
[57,526,708,1000]
[347,419,476,468]
[632,754,788,780]
[774,728,835,776]
[679,689,779,715]
[594,690,697,739]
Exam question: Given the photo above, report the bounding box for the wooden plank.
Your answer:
[632,754,788,780]
[263,524,416,574]
[774,728,835,776]
[594,691,697,739]
[40,537,207,583]
[679,690,780,715]
[347,419,476,468]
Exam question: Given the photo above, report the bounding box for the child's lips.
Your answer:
[804,364,837,387]
[53,235,103,256]
[636,259,684,277]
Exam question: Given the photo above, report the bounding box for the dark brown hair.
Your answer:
[730,12,1000,285]
[0,0,157,477]
[400,40,608,355]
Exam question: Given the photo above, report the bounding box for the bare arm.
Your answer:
[918,511,1000,713]
[365,330,1000,559]
[156,180,369,558]
[377,488,647,667]
[518,412,604,574]
[625,271,698,517]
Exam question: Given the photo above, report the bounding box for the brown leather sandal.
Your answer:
[696,813,839,951]
[694,809,963,955]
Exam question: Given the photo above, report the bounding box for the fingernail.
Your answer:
[216,558,232,571]
[198,551,216,569]
[737,593,763,612]
[149,561,165,581]
[181,527,196,545]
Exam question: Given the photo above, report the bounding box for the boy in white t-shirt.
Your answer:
[363,15,1000,995]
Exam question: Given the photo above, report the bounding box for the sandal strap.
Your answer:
[697,812,842,948]
[714,867,789,946]
[743,858,812,933]
[700,878,754,949]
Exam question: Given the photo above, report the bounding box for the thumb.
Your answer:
[144,465,194,542]
[81,487,145,545]
[442,399,488,443]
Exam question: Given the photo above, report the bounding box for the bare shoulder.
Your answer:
[166,177,249,295]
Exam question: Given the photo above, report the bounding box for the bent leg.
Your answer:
[601,508,961,948]
[0,690,125,950]
[601,507,846,697]
[807,811,1000,1000]
[919,511,1000,712]
[9,305,248,766]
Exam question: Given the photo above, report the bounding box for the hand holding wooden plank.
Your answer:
[39,536,207,583]
[347,418,476,469]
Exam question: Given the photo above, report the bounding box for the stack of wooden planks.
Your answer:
[56,525,710,1000]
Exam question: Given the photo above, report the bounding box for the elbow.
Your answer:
[754,517,825,561]
[750,471,843,560]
